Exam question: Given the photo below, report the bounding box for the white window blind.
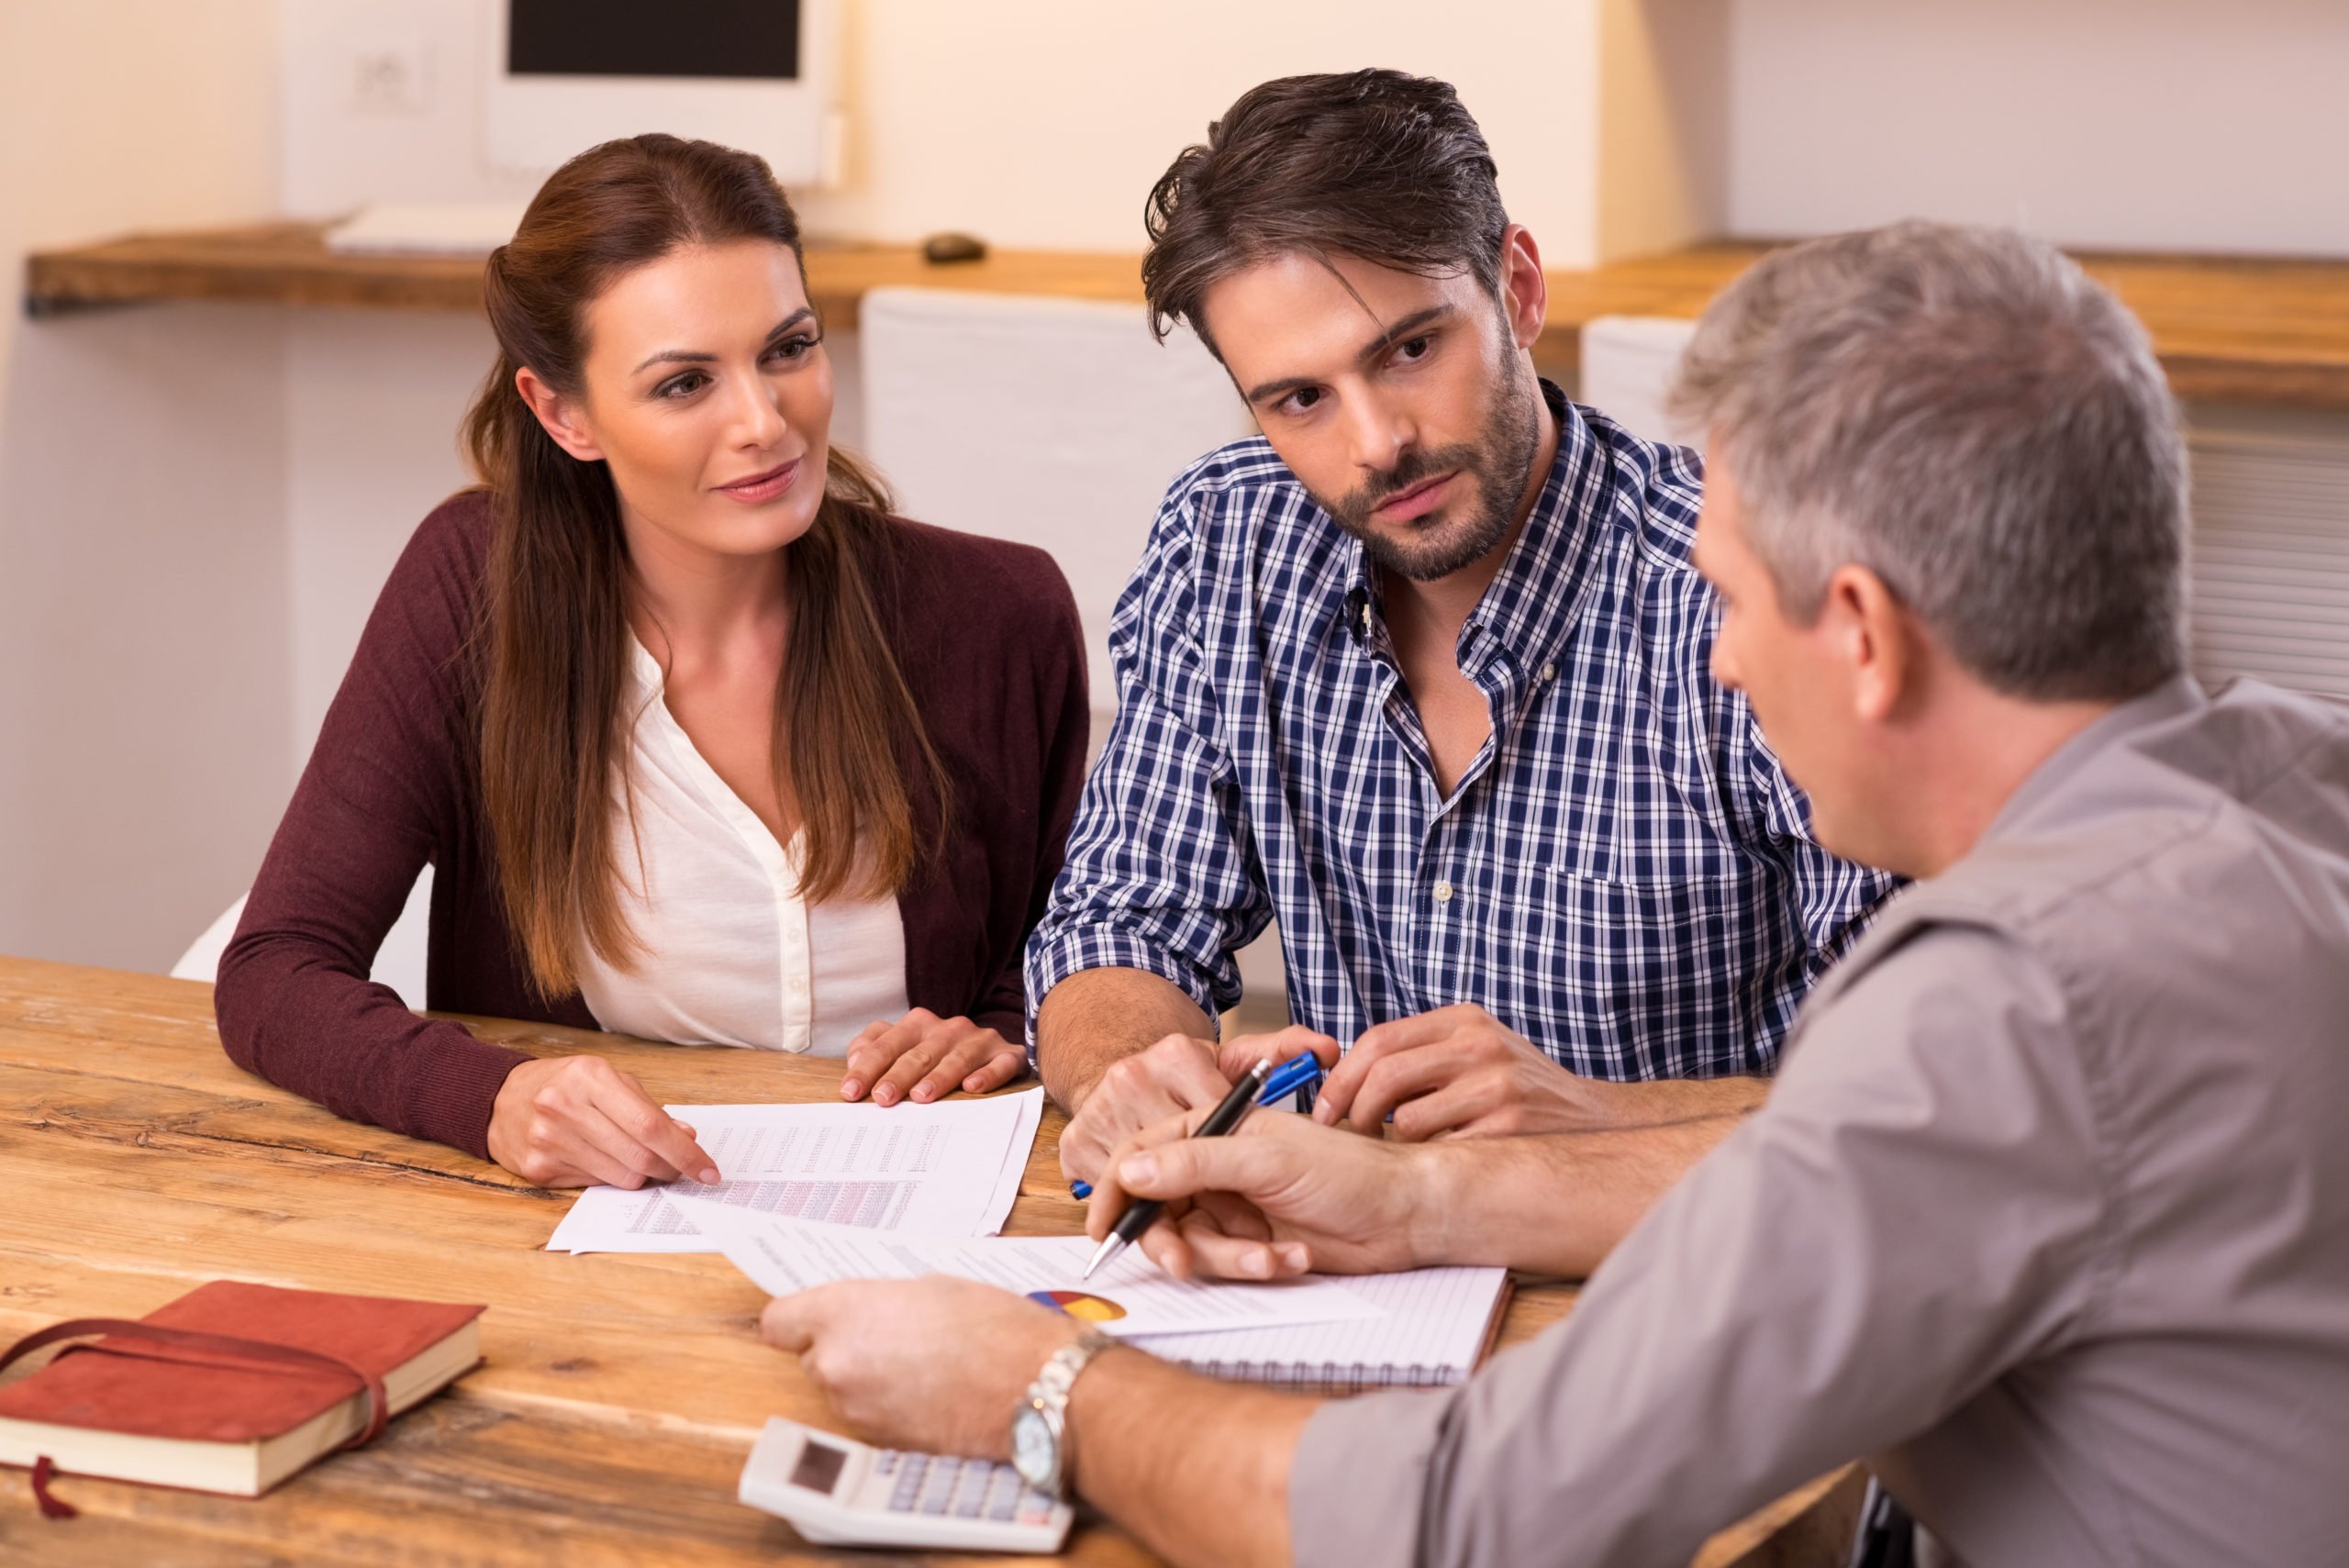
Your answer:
[2188,428,2349,702]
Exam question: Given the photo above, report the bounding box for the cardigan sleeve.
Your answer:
[215,498,532,1161]
[967,558,1090,1043]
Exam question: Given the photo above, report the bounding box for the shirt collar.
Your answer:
[1457,381,1604,684]
[1337,380,1604,684]
[1979,674,2208,843]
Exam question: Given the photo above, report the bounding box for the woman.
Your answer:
[217,135,1087,1192]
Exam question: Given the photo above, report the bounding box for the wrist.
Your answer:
[1010,1322,1114,1496]
[1402,1138,1503,1269]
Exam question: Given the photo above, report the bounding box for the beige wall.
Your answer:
[1726,0,2349,255]
[0,0,284,970]
[794,0,1609,264]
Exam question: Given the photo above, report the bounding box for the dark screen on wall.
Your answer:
[508,1,801,81]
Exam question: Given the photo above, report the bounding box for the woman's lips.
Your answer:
[1374,471,1456,523]
[716,459,802,504]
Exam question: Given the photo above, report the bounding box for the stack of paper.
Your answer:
[545,1089,1044,1254]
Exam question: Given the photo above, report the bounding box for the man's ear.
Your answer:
[514,366,605,464]
[1497,225,1547,353]
[1823,563,1914,724]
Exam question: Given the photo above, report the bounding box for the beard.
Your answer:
[1309,358,1545,584]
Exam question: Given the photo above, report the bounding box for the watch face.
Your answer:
[1011,1405,1057,1489]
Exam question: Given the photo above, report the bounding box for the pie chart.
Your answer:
[1027,1289,1128,1323]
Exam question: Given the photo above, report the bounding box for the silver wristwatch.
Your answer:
[1009,1329,1114,1499]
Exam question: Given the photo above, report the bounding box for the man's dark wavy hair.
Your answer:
[1141,69,1510,358]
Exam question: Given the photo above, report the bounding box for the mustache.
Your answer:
[1335,443,1485,525]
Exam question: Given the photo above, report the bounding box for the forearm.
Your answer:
[1417,1116,1743,1278]
[1072,1350,1313,1568]
[1034,967,1214,1114]
[1598,1074,1768,1125]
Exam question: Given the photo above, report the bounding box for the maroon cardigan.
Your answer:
[217,492,1088,1161]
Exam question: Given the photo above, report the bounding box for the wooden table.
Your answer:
[0,957,1859,1564]
[24,224,2349,408]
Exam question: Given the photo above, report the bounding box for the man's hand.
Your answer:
[1312,1004,1639,1140]
[1089,1106,1434,1280]
[839,1008,1027,1106]
[485,1054,718,1190]
[1060,1025,1339,1184]
[762,1278,1082,1458]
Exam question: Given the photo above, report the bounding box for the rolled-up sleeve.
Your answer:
[1022,485,1275,1051]
[1289,926,2108,1568]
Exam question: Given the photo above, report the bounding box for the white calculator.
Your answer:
[737,1416,1074,1552]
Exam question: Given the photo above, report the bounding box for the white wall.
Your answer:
[1726,0,2349,255]
[0,1,284,971]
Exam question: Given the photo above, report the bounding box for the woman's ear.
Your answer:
[514,366,605,463]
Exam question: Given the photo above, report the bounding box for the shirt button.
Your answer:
[1433,880,1453,904]
[1540,662,1557,684]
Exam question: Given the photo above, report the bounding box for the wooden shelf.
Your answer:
[25,223,2349,408]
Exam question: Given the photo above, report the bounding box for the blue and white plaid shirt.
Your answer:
[1026,386,1896,1081]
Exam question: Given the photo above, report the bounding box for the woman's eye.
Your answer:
[655,372,707,400]
[766,334,818,365]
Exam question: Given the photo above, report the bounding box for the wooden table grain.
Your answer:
[24,223,2349,408]
[0,956,1858,1565]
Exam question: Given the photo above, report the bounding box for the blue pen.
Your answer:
[1256,1052,1325,1106]
[1072,1055,1321,1204]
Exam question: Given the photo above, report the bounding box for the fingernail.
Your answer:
[912,1084,934,1102]
[698,1167,720,1185]
[1279,1242,1309,1271]
[1242,1249,1271,1278]
[964,1075,983,1091]
[841,1079,863,1101]
[1120,1153,1158,1187]
[875,1085,896,1106]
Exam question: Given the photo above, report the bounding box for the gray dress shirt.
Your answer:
[1289,677,2349,1568]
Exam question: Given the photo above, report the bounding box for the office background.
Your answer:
[3,0,2345,977]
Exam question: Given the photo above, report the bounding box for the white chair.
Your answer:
[1576,314,1700,449]
[857,287,1282,1013]
[857,287,1254,723]
[172,865,435,1006]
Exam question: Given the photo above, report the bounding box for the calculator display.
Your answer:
[789,1439,848,1495]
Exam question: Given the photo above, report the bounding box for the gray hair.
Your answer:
[1669,221,2188,702]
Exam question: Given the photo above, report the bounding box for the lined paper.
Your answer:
[1127,1265,1508,1388]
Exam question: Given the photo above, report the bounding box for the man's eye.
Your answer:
[1283,387,1323,415]
[1396,336,1432,361]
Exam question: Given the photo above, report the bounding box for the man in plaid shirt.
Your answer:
[1029,70,1892,1266]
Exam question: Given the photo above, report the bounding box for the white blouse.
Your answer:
[573,637,910,1056]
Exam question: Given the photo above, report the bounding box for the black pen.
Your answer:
[1081,1058,1272,1281]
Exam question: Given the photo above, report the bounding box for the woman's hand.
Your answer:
[486,1053,718,1189]
[839,1008,1028,1106]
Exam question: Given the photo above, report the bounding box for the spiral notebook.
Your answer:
[1127,1265,1511,1396]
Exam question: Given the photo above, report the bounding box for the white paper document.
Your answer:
[685,1204,1385,1340]
[544,1089,1044,1254]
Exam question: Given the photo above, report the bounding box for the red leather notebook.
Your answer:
[0,1281,485,1500]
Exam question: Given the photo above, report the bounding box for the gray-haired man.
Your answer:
[761,224,2349,1568]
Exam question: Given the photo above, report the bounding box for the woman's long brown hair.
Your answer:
[460,133,945,998]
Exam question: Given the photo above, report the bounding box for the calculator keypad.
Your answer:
[873,1450,1058,1525]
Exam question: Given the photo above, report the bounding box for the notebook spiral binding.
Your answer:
[1175,1359,1460,1396]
